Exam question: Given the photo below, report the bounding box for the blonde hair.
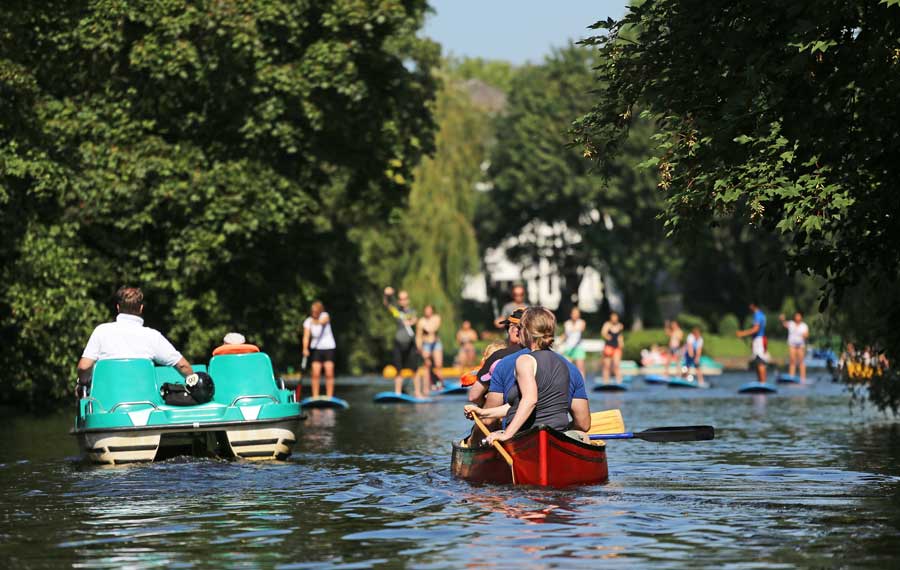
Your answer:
[482,340,507,360]
[520,306,556,350]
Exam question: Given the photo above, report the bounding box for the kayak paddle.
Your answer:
[589,425,714,442]
[471,414,516,484]
[588,409,625,435]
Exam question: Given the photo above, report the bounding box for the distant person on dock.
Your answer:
[468,307,526,407]
[560,306,587,378]
[664,320,683,378]
[383,287,419,396]
[600,312,625,385]
[493,284,527,329]
[455,320,478,367]
[780,312,809,382]
[684,326,705,385]
[737,302,769,383]
[416,304,443,390]
[77,286,194,397]
[303,301,337,398]
[467,306,591,446]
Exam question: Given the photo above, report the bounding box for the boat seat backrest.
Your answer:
[90,359,162,411]
[208,352,278,405]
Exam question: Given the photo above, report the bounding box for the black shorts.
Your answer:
[310,348,336,363]
[393,342,419,370]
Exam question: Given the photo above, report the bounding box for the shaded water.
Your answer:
[3,372,900,568]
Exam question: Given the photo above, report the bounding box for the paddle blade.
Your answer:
[588,409,625,435]
[636,426,715,442]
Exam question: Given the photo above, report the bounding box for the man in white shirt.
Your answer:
[76,287,194,393]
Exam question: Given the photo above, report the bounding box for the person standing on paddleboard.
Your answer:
[737,302,769,383]
[684,326,705,385]
[416,304,443,390]
[600,312,625,385]
[493,284,527,329]
[383,287,419,396]
[560,306,587,378]
[780,311,809,382]
[303,301,337,399]
[663,320,683,378]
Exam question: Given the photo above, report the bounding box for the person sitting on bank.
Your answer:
[467,306,591,446]
[212,332,260,355]
[76,286,193,396]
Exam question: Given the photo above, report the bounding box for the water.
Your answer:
[3,372,900,569]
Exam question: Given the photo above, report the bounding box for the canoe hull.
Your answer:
[451,426,608,487]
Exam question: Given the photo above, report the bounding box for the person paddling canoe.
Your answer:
[467,307,526,408]
[466,306,591,446]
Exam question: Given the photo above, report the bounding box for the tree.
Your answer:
[396,72,489,350]
[479,44,672,323]
[0,0,437,407]
[576,0,900,409]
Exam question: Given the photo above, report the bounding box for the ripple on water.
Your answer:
[2,375,900,569]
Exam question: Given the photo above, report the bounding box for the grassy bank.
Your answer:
[472,328,789,369]
[620,328,788,363]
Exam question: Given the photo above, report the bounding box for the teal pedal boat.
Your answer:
[71,352,304,465]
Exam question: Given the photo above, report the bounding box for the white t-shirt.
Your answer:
[304,313,336,350]
[563,319,584,349]
[686,332,704,353]
[82,314,183,366]
[786,321,809,346]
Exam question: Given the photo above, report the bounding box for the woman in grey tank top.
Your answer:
[484,307,572,445]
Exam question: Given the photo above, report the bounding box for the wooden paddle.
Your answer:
[589,409,626,435]
[588,425,715,442]
[471,414,516,484]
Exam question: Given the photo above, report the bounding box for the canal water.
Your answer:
[3,372,900,569]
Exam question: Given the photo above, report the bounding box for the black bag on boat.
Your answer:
[160,382,198,406]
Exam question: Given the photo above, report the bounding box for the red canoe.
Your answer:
[451,425,609,487]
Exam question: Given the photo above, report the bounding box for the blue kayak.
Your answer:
[593,382,629,392]
[777,373,803,384]
[643,374,668,385]
[299,396,350,410]
[436,381,468,396]
[738,382,778,394]
[668,376,707,389]
[373,391,434,404]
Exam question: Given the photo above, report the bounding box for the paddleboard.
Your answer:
[642,374,668,385]
[777,373,803,384]
[373,391,434,404]
[299,396,350,410]
[593,382,629,392]
[738,382,778,394]
[436,381,468,396]
[667,376,707,389]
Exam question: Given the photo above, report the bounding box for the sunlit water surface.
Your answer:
[3,372,900,569]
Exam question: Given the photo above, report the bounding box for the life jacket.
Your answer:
[212,343,260,356]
